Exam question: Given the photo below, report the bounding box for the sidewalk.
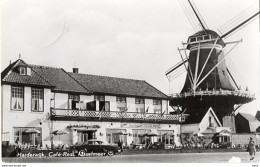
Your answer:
[122,147,255,155]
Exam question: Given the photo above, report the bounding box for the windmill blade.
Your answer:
[167,67,186,82]
[218,3,259,39]
[226,67,239,90]
[165,58,188,76]
[165,60,187,82]
[226,56,246,90]
[179,0,208,32]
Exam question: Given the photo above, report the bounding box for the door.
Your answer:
[99,101,110,111]
[78,132,88,143]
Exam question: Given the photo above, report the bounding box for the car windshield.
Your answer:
[88,141,103,145]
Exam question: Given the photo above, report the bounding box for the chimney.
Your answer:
[73,68,79,74]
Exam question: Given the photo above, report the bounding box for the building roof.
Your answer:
[183,107,221,127]
[238,112,260,132]
[182,108,208,124]
[2,59,168,99]
[1,59,52,87]
[30,65,89,94]
[255,111,260,121]
[68,72,168,99]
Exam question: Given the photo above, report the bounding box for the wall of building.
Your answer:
[231,133,260,147]
[223,116,236,133]
[181,124,199,133]
[200,110,220,132]
[1,85,51,145]
[235,114,250,133]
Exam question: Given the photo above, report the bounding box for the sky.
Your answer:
[1,0,259,115]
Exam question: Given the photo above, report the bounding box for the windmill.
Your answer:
[166,0,259,132]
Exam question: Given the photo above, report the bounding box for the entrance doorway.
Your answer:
[77,131,96,143]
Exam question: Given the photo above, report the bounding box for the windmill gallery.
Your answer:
[1,0,260,158]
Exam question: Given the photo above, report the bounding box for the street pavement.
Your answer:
[2,152,260,163]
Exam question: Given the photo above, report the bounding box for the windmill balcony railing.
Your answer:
[50,108,187,123]
[169,89,255,99]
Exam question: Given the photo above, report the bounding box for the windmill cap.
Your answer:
[187,29,226,49]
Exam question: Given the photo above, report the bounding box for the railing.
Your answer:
[51,108,187,123]
[169,90,255,99]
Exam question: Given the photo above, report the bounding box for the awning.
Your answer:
[70,127,98,132]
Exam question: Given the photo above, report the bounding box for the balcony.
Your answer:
[169,90,255,99]
[50,108,187,124]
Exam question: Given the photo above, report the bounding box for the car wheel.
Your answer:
[78,150,86,157]
[107,151,114,156]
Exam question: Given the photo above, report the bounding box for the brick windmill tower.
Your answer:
[166,0,259,132]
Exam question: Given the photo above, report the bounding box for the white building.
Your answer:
[1,59,187,148]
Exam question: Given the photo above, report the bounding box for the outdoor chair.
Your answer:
[45,144,50,150]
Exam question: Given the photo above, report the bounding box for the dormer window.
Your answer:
[18,66,31,76]
[19,67,26,75]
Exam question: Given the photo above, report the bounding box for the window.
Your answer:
[68,94,80,109]
[11,86,24,110]
[132,129,151,144]
[19,67,26,75]
[106,129,127,145]
[31,88,43,112]
[116,97,126,103]
[209,116,214,127]
[117,97,127,112]
[153,99,162,105]
[94,95,105,101]
[27,67,31,76]
[189,37,196,42]
[135,98,145,113]
[204,35,211,40]
[99,101,110,111]
[13,127,42,146]
[153,99,162,114]
[135,98,144,104]
[197,36,203,41]
[157,130,174,145]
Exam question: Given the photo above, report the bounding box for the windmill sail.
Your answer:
[218,4,259,38]
[179,0,208,32]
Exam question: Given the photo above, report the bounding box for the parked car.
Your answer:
[70,139,121,157]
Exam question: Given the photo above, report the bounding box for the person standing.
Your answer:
[248,137,256,160]
[118,139,123,155]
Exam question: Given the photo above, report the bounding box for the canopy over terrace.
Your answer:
[216,130,231,144]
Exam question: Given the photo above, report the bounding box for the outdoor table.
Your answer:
[134,144,143,149]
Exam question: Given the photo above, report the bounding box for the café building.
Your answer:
[1,59,187,149]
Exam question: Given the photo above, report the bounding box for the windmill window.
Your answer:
[197,36,203,41]
[203,35,211,40]
[189,37,196,43]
